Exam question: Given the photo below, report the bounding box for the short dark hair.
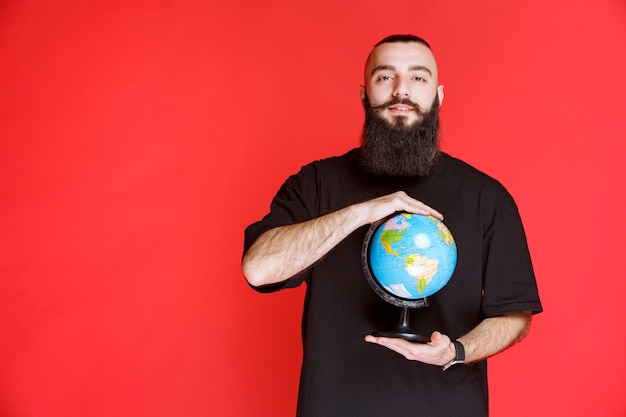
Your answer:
[374,34,431,50]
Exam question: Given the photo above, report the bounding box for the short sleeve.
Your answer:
[243,163,320,292]
[481,188,543,317]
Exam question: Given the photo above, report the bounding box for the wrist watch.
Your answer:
[442,340,465,371]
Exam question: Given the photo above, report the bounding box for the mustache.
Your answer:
[369,97,426,114]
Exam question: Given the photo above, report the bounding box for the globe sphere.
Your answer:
[362,212,457,308]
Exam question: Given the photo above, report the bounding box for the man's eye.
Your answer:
[378,75,392,81]
[412,76,425,82]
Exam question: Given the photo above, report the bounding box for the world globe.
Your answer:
[361,212,457,341]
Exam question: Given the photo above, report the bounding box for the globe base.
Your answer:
[370,306,430,343]
[371,330,430,343]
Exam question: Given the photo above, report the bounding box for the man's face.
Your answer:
[362,42,444,126]
[359,92,440,177]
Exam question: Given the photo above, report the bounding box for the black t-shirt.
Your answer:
[244,149,542,417]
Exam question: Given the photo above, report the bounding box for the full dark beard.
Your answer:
[359,95,440,177]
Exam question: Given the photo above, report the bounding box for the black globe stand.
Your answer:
[372,306,430,343]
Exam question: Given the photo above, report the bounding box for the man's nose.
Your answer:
[393,79,410,98]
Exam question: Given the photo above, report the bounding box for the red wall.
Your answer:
[1,1,625,416]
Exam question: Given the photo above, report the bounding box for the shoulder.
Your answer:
[285,148,361,186]
[301,148,360,173]
[439,153,514,198]
[271,148,362,207]
[436,153,521,227]
[439,153,500,183]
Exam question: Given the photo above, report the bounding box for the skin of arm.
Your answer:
[242,191,443,288]
[364,310,532,366]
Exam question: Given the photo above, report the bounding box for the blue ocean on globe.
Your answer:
[368,213,457,299]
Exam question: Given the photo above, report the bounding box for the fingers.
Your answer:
[398,192,443,220]
[430,331,443,343]
[363,191,444,224]
[364,332,452,365]
[384,191,443,220]
[365,335,417,360]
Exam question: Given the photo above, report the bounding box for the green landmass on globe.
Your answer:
[367,213,457,299]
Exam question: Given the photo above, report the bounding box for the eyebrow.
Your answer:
[372,64,433,76]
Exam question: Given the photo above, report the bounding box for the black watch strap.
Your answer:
[442,340,465,371]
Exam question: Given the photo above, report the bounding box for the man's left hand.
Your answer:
[364,331,455,366]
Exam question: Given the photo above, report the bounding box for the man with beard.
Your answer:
[242,34,542,417]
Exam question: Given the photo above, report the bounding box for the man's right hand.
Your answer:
[357,191,443,224]
[242,191,443,287]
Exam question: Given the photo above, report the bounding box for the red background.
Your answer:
[1,1,625,416]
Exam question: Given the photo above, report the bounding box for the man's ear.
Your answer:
[360,85,366,102]
[437,85,445,107]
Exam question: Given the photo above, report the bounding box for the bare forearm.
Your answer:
[242,204,363,287]
[458,311,532,363]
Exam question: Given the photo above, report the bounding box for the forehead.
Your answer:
[364,42,439,82]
